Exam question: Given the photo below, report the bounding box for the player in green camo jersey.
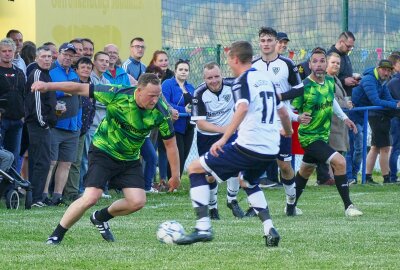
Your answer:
[291,47,363,217]
[292,69,336,148]
[31,74,181,244]
[91,83,174,161]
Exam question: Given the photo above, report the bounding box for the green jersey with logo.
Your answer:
[90,84,174,161]
[291,76,335,147]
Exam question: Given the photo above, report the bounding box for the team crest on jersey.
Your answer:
[272,67,280,75]
[192,98,198,104]
[223,94,231,102]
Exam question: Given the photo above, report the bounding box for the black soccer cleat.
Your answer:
[209,208,220,220]
[285,203,296,216]
[175,228,213,245]
[90,211,115,242]
[264,227,280,247]
[46,236,61,245]
[244,207,257,218]
[227,200,245,218]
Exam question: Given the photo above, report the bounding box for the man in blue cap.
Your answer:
[276,32,290,55]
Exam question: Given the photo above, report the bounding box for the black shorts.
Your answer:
[84,145,145,190]
[302,140,337,165]
[369,115,391,147]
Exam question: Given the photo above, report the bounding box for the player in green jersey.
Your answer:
[291,47,363,217]
[31,73,180,244]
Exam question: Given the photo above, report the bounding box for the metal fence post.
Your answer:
[216,44,221,66]
[361,109,369,184]
[342,0,349,32]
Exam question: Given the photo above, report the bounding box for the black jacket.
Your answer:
[24,67,57,128]
[0,65,26,120]
[327,45,354,96]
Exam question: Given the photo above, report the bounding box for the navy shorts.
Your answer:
[84,145,145,190]
[278,135,292,161]
[196,132,238,156]
[200,143,277,185]
[302,140,337,165]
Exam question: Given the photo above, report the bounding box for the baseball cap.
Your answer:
[59,42,77,54]
[277,32,290,41]
[378,59,393,69]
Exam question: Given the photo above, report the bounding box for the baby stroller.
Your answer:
[0,98,32,209]
[0,167,32,209]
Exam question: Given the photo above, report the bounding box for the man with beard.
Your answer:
[291,47,362,217]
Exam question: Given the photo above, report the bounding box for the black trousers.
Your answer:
[27,123,51,202]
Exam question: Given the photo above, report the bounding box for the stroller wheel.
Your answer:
[6,190,20,209]
[25,190,32,209]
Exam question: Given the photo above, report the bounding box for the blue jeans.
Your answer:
[0,119,23,168]
[389,118,400,182]
[346,122,363,180]
[141,137,157,190]
[157,135,168,181]
[79,129,95,193]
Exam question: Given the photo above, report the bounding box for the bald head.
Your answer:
[104,44,119,66]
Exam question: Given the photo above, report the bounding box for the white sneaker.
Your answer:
[284,206,303,216]
[101,193,112,199]
[345,204,363,217]
[145,187,159,194]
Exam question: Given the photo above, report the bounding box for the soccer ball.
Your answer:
[156,220,186,244]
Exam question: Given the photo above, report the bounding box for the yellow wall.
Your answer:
[0,0,162,64]
[0,0,36,41]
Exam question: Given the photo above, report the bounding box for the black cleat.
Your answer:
[175,228,213,245]
[46,236,61,245]
[209,208,220,220]
[244,207,257,218]
[90,212,115,242]
[264,227,280,247]
[227,200,245,218]
[285,204,296,216]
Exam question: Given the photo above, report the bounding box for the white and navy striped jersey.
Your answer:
[191,78,235,136]
[252,55,303,122]
[232,68,283,155]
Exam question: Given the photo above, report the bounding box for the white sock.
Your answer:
[190,185,210,208]
[226,177,240,203]
[247,190,267,214]
[209,182,218,209]
[283,182,296,204]
[263,219,274,235]
[195,217,211,231]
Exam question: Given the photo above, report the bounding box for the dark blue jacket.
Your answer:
[351,67,398,124]
[162,77,195,134]
[387,73,400,100]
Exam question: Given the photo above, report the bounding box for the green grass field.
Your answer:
[1,178,399,270]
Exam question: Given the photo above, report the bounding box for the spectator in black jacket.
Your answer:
[24,45,57,207]
[0,38,26,168]
[327,31,358,96]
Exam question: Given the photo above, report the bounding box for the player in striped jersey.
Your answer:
[176,41,292,247]
[191,62,244,219]
[251,27,307,216]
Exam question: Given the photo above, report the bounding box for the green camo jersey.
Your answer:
[291,76,335,147]
[90,84,174,161]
